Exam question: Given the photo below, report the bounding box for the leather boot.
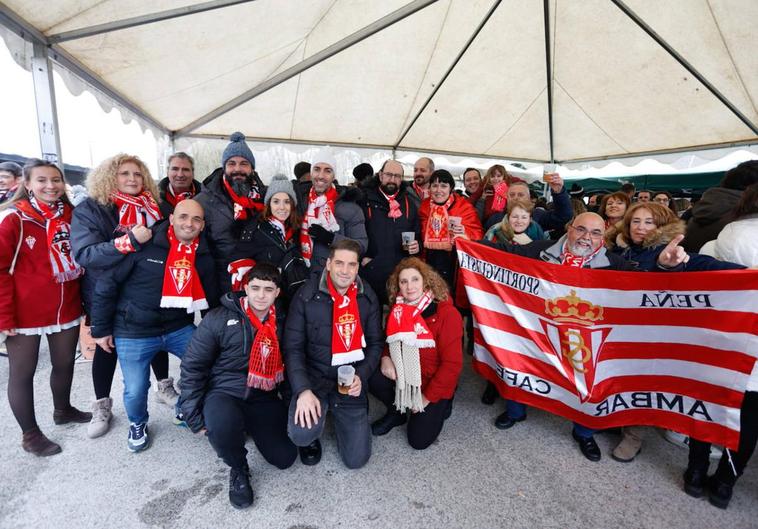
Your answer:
[53,406,92,425]
[22,428,62,457]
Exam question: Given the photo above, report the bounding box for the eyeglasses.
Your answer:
[654,197,670,204]
[381,171,403,180]
[569,225,604,239]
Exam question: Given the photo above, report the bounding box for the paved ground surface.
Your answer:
[1,345,756,529]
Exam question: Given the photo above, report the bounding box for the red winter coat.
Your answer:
[383,298,463,403]
[418,195,483,309]
[0,204,82,332]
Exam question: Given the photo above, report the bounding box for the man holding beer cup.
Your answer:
[284,239,383,469]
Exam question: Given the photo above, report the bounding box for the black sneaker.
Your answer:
[572,431,601,462]
[299,440,322,466]
[229,465,254,509]
[494,411,526,430]
[371,411,407,436]
[707,476,733,509]
[127,422,150,453]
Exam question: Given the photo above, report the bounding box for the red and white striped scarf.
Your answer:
[164,183,196,208]
[380,189,402,219]
[560,241,603,268]
[241,298,284,391]
[16,198,83,283]
[300,186,339,266]
[110,190,162,232]
[160,226,208,312]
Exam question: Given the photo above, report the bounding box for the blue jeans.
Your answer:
[505,400,596,438]
[115,325,194,425]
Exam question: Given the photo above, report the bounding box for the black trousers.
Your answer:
[369,369,451,450]
[204,390,297,471]
[688,390,758,486]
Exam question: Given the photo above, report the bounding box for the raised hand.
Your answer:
[657,234,689,269]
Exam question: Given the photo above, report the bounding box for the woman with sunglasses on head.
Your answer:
[0,159,90,456]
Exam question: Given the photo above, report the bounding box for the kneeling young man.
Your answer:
[284,239,383,469]
[180,263,297,509]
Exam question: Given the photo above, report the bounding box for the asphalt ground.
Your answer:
[1,343,756,529]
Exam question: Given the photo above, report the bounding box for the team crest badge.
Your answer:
[169,256,193,294]
[260,337,272,358]
[25,236,36,249]
[335,313,357,350]
[540,290,611,402]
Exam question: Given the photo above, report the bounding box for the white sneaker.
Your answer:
[87,397,113,439]
[662,429,723,460]
[155,377,179,407]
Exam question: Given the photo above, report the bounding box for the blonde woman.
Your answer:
[71,154,176,439]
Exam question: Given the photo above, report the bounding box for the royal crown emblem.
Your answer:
[540,290,609,402]
[335,312,356,350]
[169,256,193,294]
[545,290,603,325]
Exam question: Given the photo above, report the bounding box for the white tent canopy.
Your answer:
[2,0,757,164]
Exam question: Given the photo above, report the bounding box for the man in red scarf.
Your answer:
[486,212,634,462]
[197,132,265,292]
[158,152,203,217]
[91,200,220,454]
[406,157,434,210]
[359,159,420,305]
[283,239,383,469]
[179,263,296,509]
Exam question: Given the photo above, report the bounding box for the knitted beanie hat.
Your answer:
[222,132,256,168]
[311,147,337,172]
[264,174,298,206]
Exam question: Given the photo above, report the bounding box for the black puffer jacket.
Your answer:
[71,197,147,315]
[283,271,383,398]
[179,292,287,433]
[90,220,219,339]
[196,168,265,290]
[232,219,309,302]
[683,187,743,252]
[359,181,419,305]
[294,181,368,272]
[158,177,203,217]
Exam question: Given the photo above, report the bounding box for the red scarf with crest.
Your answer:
[326,273,365,366]
[110,190,162,232]
[241,298,284,391]
[160,226,208,312]
[16,198,83,283]
[300,186,339,266]
[222,176,263,220]
[423,195,454,251]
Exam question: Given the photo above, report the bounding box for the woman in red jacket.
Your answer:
[418,169,483,291]
[0,159,91,456]
[369,257,463,449]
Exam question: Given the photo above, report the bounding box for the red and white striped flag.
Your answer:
[456,239,758,449]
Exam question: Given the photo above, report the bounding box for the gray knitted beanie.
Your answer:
[264,174,298,206]
[222,132,256,168]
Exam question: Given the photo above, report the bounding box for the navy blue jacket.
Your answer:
[90,220,219,339]
[71,197,147,315]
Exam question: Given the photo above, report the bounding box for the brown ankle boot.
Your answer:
[53,406,93,425]
[22,428,62,457]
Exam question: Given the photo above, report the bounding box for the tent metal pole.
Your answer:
[31,42,63,165]
[0,2,170,136]
[174,0,439,138]
[562,139,758,164]
[611,0,758,136]
[48,0,257,43]
[542,0,554,163]
[392,0,502,150]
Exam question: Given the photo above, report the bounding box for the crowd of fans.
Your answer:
[1,135,756,511]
